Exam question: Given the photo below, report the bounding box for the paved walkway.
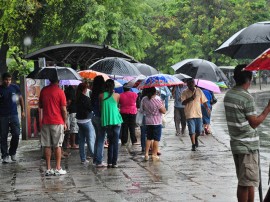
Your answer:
[1,84,270,201]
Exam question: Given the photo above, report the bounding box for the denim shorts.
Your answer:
[146,125,162,141]
[187,118,202,136]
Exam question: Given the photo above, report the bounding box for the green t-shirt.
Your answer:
[224,86,258,154]
[101,92,123,127]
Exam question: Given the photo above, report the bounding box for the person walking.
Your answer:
[181,78,210,151]
[141,87,166,161]
[172,83,187,136]
[39,78,67,175]
[119,83,138,145]
[224,64,270,202]
[100,79,123,168]
[76,83,95,164]
[91,76,107,167]
[0,72,25,163]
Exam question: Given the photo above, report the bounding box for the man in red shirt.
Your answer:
[39,78,67,176]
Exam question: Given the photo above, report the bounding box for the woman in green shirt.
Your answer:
[99,79,123,168]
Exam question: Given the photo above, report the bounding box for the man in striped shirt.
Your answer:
[224,64,270,202]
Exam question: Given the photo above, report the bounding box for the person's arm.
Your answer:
[203,102,211,115]
[19,95,25,118]
[61,106,68,130]
[172,86,176,99]
[247,100,270,129]
[182,93,196,105]
[159,105,166,114]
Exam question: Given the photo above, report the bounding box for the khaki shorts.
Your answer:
[233,152,259,187]
[41,124,65,147]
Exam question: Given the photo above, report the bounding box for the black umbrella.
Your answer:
[27,66,82,80]
[174,73,192,81]
[171,59,229,84]
[215,21,270,59]
[133,63,158,76]
[88,57,141,76]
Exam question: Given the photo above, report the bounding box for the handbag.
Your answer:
[136,99,144,126]
[136,110,144,126]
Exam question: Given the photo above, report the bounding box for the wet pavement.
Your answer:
[1,84,270,201]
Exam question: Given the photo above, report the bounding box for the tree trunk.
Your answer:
[0,32,9,75]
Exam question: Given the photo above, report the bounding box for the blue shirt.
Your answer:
[174,85,187,108]
[0,84,21,116]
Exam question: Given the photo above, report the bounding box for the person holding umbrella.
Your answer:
[224,65,270,202]
[181,78,210,151]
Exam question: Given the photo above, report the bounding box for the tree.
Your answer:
[0,0,40,75]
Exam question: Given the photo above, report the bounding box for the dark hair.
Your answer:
[49,78,59,83]
[76,82,88,102]
[123,83,131,92]
[233,64,252,86]
[146,87,156,99]
[103,79,115,100]
[90,75,105,105]
[2,72,12,80]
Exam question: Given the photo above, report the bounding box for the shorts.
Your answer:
[233,152,259,187]
[187,118,202,136]
[67,113,78,133]
[146,125,162,141]
[41,124,65,147]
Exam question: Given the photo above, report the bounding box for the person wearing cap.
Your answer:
[181,78,210,151]
[224,64,270,202]
[0,72,25,163]
[119,83,139,145]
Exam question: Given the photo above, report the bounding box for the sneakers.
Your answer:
[81,160,89,164]
[96,163,107,168]
[45,168,55,176]
[112,164,118,168]
[54,168,67,176]
[11,155,17,161]
[192,144,196,151]
[2,156,9,163]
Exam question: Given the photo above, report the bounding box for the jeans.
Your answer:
[92,116,106,165]
[0,115,20,158]
[77,120,96,162]
[140,116,146,151]
[105,125,121,165]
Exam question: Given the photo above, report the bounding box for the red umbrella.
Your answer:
[245,48,270,71]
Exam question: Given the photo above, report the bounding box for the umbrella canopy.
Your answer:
[215,21,270,59]
[137,74,183,89]
[59,80,82,86]
[194,79,221,93]
[27,66,82,80]
[133,63,158,76]
[125,75,146,88]
[88,57,141,76]
[171,59,229,84]
[244,48,270,71]
[174,73,192,81]
[78,70,110,80]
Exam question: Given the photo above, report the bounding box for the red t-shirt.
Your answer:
[39,84,66,124]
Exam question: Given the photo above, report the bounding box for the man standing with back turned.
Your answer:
[39,78,67,176]
[224,65,270,202]
[0,72,25,163]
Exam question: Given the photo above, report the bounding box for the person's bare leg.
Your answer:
[44,147,52,170]
[152,140,159,156]
[247,186,254,202]
[190,134,195,144]
[237,185,250,202]
[145,140,151,157]
[55,147,62,170]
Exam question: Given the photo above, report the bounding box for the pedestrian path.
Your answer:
[1,85,270,201]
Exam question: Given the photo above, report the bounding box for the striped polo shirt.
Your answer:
[224,86,258,154]
[141,95,163,125]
